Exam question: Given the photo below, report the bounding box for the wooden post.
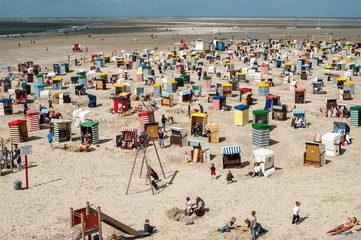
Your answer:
[25,155,28,189]
[139,147,147,178]
[86,202,91,240]
[10,140,13,173]
[81,213,85,240]
[152,139,166,178]
[144,152,154,195]
[125,147,140,195]
[97,206,103,240]
[70,208,74,228]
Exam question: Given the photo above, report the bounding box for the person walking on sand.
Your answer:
[210,163,216,179]
[13,145,23,170]
[47,129,54,150]
[161,114,168,133]
[292,201,301,225]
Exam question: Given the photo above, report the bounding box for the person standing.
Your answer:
[292,201,301,225]
[13,145,23,170]
[198,70,202,80]
[188,102,191,118]
[23,102,28,117]
[199,103,204,113]
[210,163,216,179]
[158,129,165,148]
[161,114,168,133]
[250,211,258,240]
[47,129,54,150]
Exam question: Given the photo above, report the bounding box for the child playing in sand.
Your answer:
[144,219,156,234]
[226,170,234,184]
[210,163,216,179]
[185,197,192,215]
[292,201,301,225]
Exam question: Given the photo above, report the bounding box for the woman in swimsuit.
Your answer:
[326,217,359,235]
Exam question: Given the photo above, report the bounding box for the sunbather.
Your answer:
[74,141,91,152]
[326,217,359,235]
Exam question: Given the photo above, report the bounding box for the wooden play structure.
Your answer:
[221,83,232,96]
[253,110,269,124]
[222,145,241,169]
[116,127,138,149]
[303,142,325,167]
[0,99,13,116]
[264,95,280,111]
[126,136,165,195]
[54,120,72,143]
[79,122,99,144]
[15,90,27,103]
[26,110,40,132]
[8,120,28,144]
[161,93,173,107]
[272,105,287,121]
[170,127,188,147]
[350,106,361,127]
[190,113,208,136]
[253,148,275,177]
[189,140,210,163]
[144,122,159,140]
[322,132,341,156]
[96,73,107,90]
[294,88,306,104]
[252,123,270,148]
[213,96,226,110]
[138,110,155,133]
[206,123,219,143]
[0,138,14,176]
[65,202,147,240]
[239,88,252,104]
[180,90,192,102]
[234,105,249,126]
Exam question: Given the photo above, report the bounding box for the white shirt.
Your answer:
[254,165,261,173]
[293,206,300,215]
[186,200,192,209]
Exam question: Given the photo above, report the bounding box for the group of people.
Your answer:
[216,211,265,240]
[184,196,206,217]
[324,105,351,118]
[1,144,23,170]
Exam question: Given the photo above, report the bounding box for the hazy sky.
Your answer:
[0,0,360,18]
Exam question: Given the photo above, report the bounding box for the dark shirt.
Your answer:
[161,117,167,124]
[144,224,154,233]
[158,132,164,139]
[226,173,234,181]
[211,166,215,171]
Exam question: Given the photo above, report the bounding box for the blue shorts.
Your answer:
[158,139,164,145]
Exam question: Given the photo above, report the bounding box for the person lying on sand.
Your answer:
[326,217,359,235]
[217,217,237,233]
[74,141,91,152]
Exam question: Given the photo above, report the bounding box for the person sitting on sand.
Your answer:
[217,217,237,233]
[144,219,156,234]
[191,196,205,217]
[326,217,359,235]
[74,141,91,152]
[245,162,264,178]
[226,170,235,184]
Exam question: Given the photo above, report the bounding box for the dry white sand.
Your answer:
[0,21,360,240]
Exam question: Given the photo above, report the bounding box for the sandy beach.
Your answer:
[0,18,361,240]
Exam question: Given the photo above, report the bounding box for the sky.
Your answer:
[0,0,360,18]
